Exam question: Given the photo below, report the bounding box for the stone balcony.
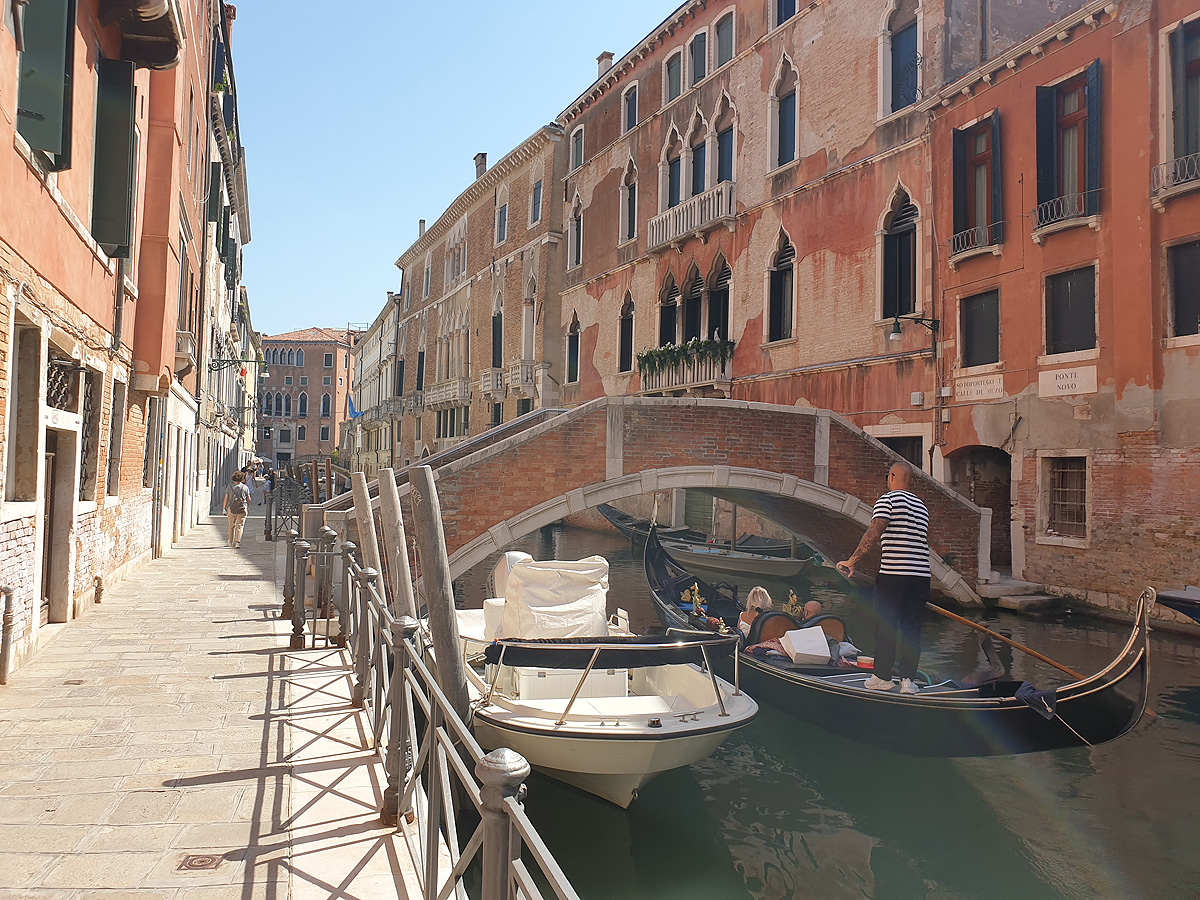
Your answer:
[404,392,424,415]
[508,360,537,398]
[639,352,732,396]
[479,367,505,402]
[425,377,471,410]
[175,331,197,370]
[647,181,736,252]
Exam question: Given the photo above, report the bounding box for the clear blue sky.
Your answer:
[235,1,672,337]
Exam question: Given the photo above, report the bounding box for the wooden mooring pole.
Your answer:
[408,465,470,724]
[377,468,417,619]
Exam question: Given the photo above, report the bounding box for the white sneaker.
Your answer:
[900,678,919,695]
[863,675,895,691]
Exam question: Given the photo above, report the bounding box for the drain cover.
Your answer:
[178,854,223,871]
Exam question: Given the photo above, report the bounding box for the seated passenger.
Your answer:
[738,586,774,637]
[802,600,823,622]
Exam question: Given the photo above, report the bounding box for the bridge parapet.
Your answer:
[321,397,987,606]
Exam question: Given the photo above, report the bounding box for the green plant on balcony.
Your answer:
[636,338,735,378]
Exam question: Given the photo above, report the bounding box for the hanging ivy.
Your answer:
[636,338,736,378]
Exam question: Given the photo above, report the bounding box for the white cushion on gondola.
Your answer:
[781,628,831,665]
[497,556,610,639]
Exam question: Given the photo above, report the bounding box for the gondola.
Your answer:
[597,502,798,556]
[643,527,1153,757]
[1157,587,1200,625]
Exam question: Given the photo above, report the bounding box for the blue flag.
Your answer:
[348,396,363,418]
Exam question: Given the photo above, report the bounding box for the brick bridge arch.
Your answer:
[325,397,988,605]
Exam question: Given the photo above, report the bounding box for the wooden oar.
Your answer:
[925,603,1085,681]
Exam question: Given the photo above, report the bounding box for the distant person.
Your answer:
[837,462,930,694]
[261,468,276,507]
[801,600,823,621]
[222,471,251,549]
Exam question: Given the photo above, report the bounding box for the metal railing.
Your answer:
[947,222,1003,257]
[640,352,732,394]
[1031,190,1098,230]
[282,534,582,900]
[1151,152,1200,195]
[647,181,736,251]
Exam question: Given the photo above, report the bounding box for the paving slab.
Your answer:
[0,515,422,899]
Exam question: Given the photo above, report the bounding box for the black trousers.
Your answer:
[872,573,931,680]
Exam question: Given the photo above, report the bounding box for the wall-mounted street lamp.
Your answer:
[209,356,263,376]
[889,316,940,361]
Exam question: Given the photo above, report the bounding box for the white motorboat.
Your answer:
[452,552,758,808]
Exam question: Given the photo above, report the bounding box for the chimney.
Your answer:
[597,51,614,77]
[474,152,488,179]
[418,219,426,237]
[224,4,237,45]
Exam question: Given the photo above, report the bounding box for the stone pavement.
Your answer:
[0,514,420,899]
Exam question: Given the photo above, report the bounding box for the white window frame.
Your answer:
[878,0,925,122]
[323,352,334,368]
[423,251,432,299]
[570,125,585,171]
[529,161,544,224]
[495,184,509,246]
[768,56,800,172]
[567,192,584,270]
[714,11,736,69]
[621,81,639,135]
[664,50,684,106]
[875,184,927,323]
[619,158,638,245]
[771,0,798,31]
[688,27,709,87]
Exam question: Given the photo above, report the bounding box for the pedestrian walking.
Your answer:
[837,461,931,694]
[222,471,252,549]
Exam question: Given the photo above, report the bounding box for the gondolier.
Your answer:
[837,462,931,694]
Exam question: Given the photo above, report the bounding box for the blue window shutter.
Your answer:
[1035,86,1057,206]
[91,57,136,257]
[952,127,967,236]
[17,0,72,159]
[990,111,1004,243]
[1085,59,1101,215]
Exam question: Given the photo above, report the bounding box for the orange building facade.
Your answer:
[0,1,254,677]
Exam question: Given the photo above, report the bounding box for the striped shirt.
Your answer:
[873,490,931,576]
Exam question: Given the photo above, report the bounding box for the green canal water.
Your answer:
[457,525,1200,900]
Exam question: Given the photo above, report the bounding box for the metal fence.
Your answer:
[280,530,580,900]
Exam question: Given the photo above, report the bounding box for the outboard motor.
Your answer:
[488,551,534,599]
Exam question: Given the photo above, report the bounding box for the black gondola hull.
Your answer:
[643,528,1152,757]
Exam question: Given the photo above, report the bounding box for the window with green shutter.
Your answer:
[17,0,74,168]
[91,57,136,257]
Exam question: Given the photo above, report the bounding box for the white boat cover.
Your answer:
[496,556,610,639]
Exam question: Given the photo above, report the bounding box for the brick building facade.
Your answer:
[1,1,255,678]
[345,0,1200,612]
[257,328,360,469]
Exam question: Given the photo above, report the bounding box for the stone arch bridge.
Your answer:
[314,397,989,605]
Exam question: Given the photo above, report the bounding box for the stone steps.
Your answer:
[978,578,1045,599]
[993,592,1065,613]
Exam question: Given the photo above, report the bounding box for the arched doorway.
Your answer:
[947,446,1012,569]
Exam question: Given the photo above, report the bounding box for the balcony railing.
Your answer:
[479,367,505,401]
[508,360,537,398]
[175,331,197,368]
[947,222,1004,259]
[404,392,424,415]
[1151,152,1200,206]
[1031,190,1098,231]
[647,181,736,251]
[425,377,471,410]
[639,352,732,395]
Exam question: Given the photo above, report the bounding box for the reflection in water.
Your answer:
[458,524,1200,900]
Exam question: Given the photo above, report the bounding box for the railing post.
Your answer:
[319,526,338,637]
[265,492,274,541]
[382,615,419,827]
[292,541,311,650]
[281,529,298,618]
[478,748,531,900]
[340,540,357,657]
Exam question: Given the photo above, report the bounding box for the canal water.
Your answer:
[456,524,1200,900]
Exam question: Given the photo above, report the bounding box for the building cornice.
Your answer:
[556,0,706,126]
[394,125,563,269]
[919,0,1118,114]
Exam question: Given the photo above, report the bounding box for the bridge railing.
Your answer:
[295,534,580,900]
